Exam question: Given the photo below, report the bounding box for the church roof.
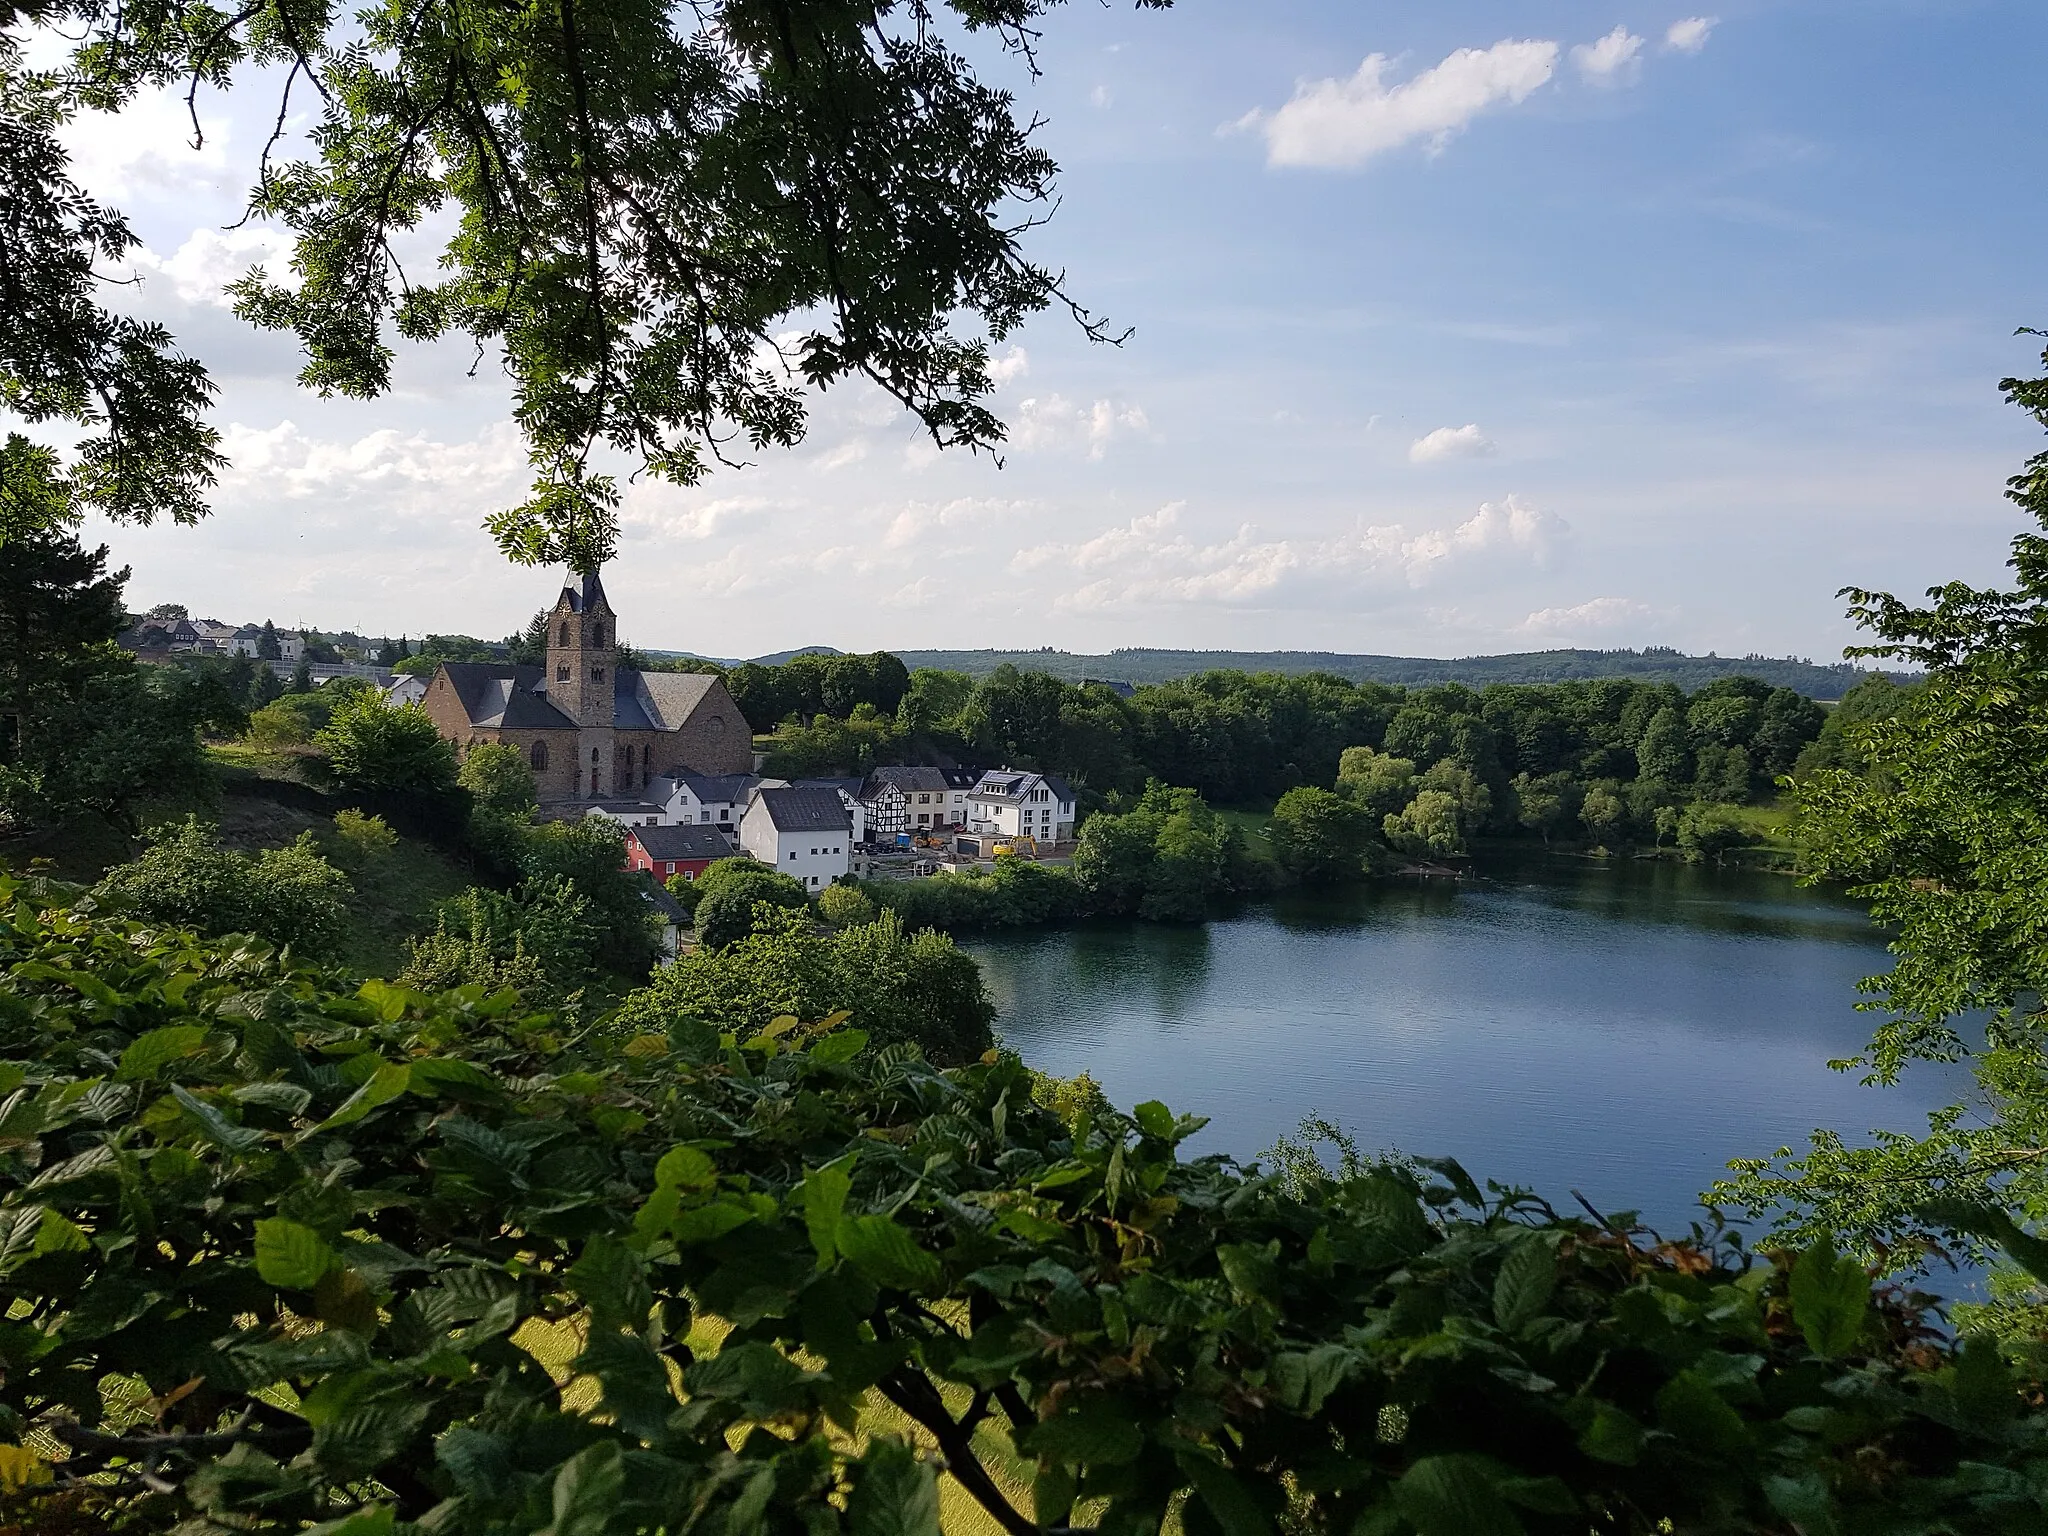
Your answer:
[436,662,729,734]
[558,570,611,614]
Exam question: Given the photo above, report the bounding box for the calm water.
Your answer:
[967,856,1975,1232]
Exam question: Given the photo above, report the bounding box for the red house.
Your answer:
[623,823,734,882]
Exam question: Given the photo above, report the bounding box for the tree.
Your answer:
[515,817,661,979]
[1514,771,1578,848]
[1634,704,1692,787]
[504,609,551,666]
[245,694,332,749]
[315,693,460,795]
[457,741,539,814]
[1336,746,1417,822]
[1270,785,1371,884]
[817,881,879,927]
[97,817,353,956]
[696,856,811,911]
[1071,781,1235,920]
[1383,789,1464,860]
[146,601,187,619]
[1711,343,2048,1294]
[288,656,313,693]
[13,2,1170,571]
[257,619,282,660]
[249,664,285,709]
[407,880,602,1004]
[1579,784,1628,847]
[1676,802,1752,862]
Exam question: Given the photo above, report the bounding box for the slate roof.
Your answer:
[793,777,863,799]
[559,570,611,614]
[439,664,577,729]
[674,772,758,805]
[752,786,852,834]
[969,769,1076,805]
[630,823,735,862]
[863,765,950,798]
[435,663,727,734]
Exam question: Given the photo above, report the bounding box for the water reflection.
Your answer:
[967,856,1965,1234]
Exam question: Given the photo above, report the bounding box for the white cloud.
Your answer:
[1571,26,1645,85]
[57,85,233,201]
[1664,16,1717,53]
[1010,394,1149,459]
[987,347,1031,386]
[1521,596,1657,635]
[1409,423,1496,463]
[1008,495,1567,610]
[130,226,294,307]
[1090,84,1113,109]
[219,420,527,507]
[1239,39,1559,170]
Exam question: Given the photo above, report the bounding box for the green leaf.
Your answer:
[1492,1236,1558,1333]
[32,1209,90,1256]
[838,1214,941,1291]
[848,1439,940,1536]
[810,1029,869,1065]
[577,1330,673,1441]
[1394,1456,1522,1536]
[303,1507,395,1536]
[567,1235,650,1331]
[115,1025,209,1081]
[801,1156,855,1267]
[1179,1453,1273,1536]
[1921,1198,2048,1286]
[1575,1402,1644,1466]
[1217,1242,1279,1304]
[170,1084,264,1151]
[310,1063,411,1134]
[541,1441,624,1536]
[1024,1400,1143,1467]
[314,1267,380,1336]
[1133,1100,1176,1139]
[1268,1344,1354,1415]
[1655,1372,1750,1455]
[654,1144,716,1190]
[1789,1234,1869,1358]
[255,1219,339,1290]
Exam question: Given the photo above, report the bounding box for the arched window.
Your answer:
[558,622,568,645]
[705,715,724,738]
[592,623,604,647]
[592,666,605,682]
[556,665,569,682]
[530,741,548,771]
[591,747,600,762]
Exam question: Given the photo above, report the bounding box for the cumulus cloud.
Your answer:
[219,420,527,508]
[1009,495,1567,611]
[1409,423,1496,463]
[1664,16,1717,53]
[1010,394,1149,459]
[1571,26,1645,84]
[1238,39,1559,169]
[130,226,294,307]
[986,347,1031,386]
[57,85,233,201]
[1521,596,1657,635]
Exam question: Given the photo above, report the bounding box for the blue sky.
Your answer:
[43,0,2048,658]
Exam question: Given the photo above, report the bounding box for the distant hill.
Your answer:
[885,646,1903,700]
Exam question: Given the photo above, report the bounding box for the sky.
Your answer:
[30,0,2048,659]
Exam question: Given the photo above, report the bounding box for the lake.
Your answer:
[967,855,1975,1234]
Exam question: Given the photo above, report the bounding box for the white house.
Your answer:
[966,769,1076,843]
[229,625,305,662]
[645,772,761,832]
[861,766,961,834]
[791,778,867,843]
[740,786,853,890]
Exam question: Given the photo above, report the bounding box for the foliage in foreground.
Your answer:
[1710,338,2048,1314]
[4,876,2048,1535]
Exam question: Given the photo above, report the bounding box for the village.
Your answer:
[122,571,1078,896]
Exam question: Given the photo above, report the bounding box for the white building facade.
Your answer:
[966,769,1077,843]
[739,786,853,890]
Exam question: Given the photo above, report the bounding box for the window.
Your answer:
[592,667,605,682]
[530,741,549,770]
[556,665,569,682]
[559,622,568,645]
[809,875,818,888]
[664,862,675,876]
[700,810,710,823]
[788,852,796,861]
[705,715,725,738]
[591,747,600,762]
[593,624,604,646]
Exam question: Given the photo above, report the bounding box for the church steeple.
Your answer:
[544,569,616,732]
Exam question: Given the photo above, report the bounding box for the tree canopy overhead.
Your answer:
[4,0,1169,566]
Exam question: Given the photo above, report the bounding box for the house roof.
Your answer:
[969,769,1075,805]
[629,823,735,862]
[674,772,758,804]
[637,874,690,925]
[751,786,852,834]
[793,777,862,799]
[863,765,950,798]
[434,663,732,735]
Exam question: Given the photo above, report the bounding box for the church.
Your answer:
[419,571,751,804]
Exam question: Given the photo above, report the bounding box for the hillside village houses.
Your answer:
[409,569,1077,887]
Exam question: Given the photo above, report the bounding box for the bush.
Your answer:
[696,854,809,909]
[97,816,353,956]
[398,886,568,1004]
[244,692,331,748]
[615,905,995,1062]
[1270,784,1372,884]
[5,871,2047,1536]
[314,692,459,794]
[693,886,772,950]
[329,806,398,864]
[517,817,660,980]
[663,869,705,919]
[1678,801,1756,862]
[816,881,878,926]
[458,740,538,813]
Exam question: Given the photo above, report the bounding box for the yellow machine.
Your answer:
[994,836,1038,859]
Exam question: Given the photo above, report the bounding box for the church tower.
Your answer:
[545,570,616,797]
